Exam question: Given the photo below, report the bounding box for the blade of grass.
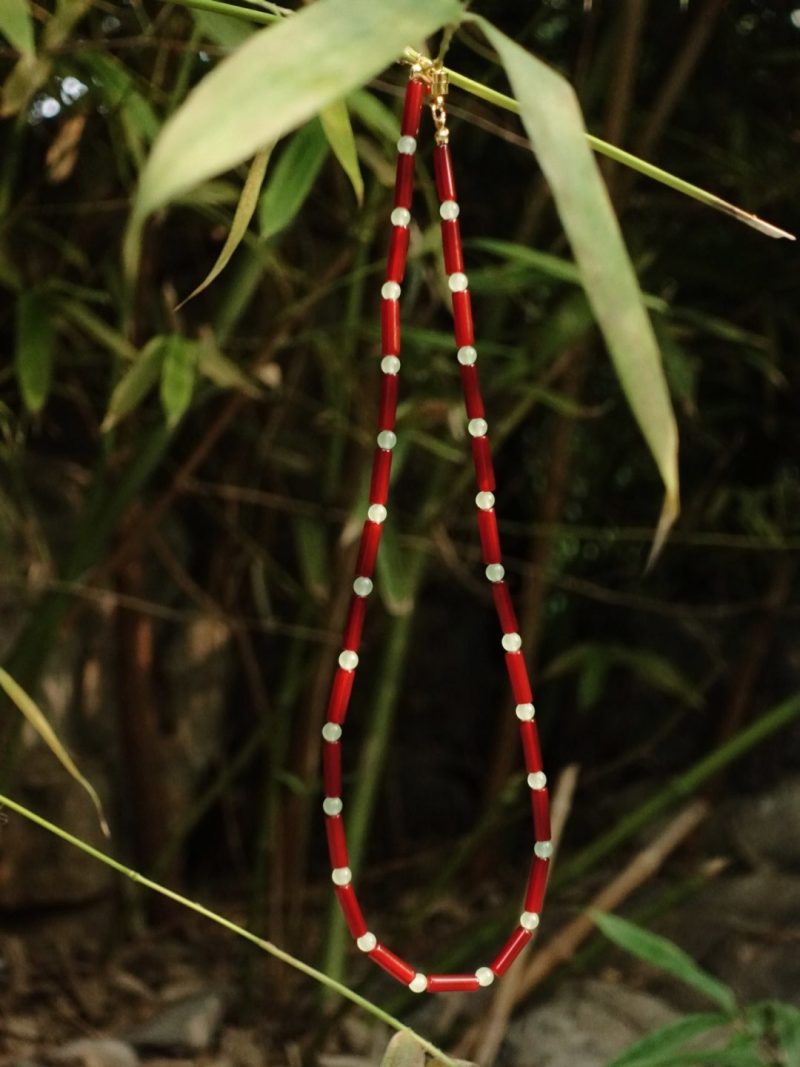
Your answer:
[0,791,457,1067]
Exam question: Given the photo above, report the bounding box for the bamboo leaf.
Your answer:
[101,336,166,432]
[196,331,262,397]
[320,98,364,204]
[0,668,109,837]
[258,120,329,240]
[160,337,197,427]
[606,1013,729,1067]
[15,290,55,414]
[591,911,736,1014]
[179,146,271,307]
[0,0,34,55]
[126,0,462,274]
[470,19,680,553]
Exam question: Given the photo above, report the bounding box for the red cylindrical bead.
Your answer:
[441,220,464,274]
[327,667,355,725]
[477,509,501,564]
[452,290,474,347]
[343,596,367,652]
[492,582,519,635]
[532,789,551,841]
[471,436,496,492]
[381,298,400,354]
[325,815,348,868]
[369,943,416,984]
[394,154,415,210]
[378,374,399,431]
[401,78,425,137]
[520,720,543,773]
[386,226,410,283]
[369,449,392,505]
[356,520,382,577]
[525,857,550,914]
[323,742,341,796]
[506,652,533,704]
[460,364,485,420]
[335,885,368,938]
[491,927,532,976]
[426,974,481,993]
[434,144,457,201]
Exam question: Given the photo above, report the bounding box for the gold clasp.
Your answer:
[428,62,449,146]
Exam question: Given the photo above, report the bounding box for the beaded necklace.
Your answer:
[321,61,551,994]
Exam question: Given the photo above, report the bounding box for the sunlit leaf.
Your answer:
[160,337,197,427]
[179,146,271,307]
[591,911,736,1013]
[471,18,680,553]
[320,98,363,204]
[15,290,55,414]
[0,0,34,55]
[0,668,109,837]
[259,120,328,240]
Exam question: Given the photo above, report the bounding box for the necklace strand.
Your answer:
[321,66,551,994]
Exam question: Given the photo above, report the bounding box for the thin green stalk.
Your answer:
[168,0,279,26]
[0,791,457,1067]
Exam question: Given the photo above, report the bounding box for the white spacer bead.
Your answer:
[475,966,495,987]
[323,797,343,816]
[439,200,460,221]
[468,418,488,438]
[520,911,540,931]
[502,633,522,653]
[457,345,477,365]
[486,563,505,583]
[353,576,373,598]
[377,430,397,450]
[448,272,469,293]
[391,206,411,227]
[381,355,400,375]
[475,491,495,511]
[338,650,359,671]
[528,771,547,791]
[357,932,377,952]
[381,281,401,301]
[534,840,554,860]
[397,135,417,155]
[516,703,535,721]
[367,504,387,524]
[322,723,342,742]
[331,867,352,886]
[408,973,428,993]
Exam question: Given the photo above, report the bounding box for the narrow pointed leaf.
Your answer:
[259,121,328,240]
[591,911,736,1013]
[101,336,165,432]
[15,290,55,414]
[606,1013,729,1067]
[130,0,461,224]
[0,668,109,837]
[320,98,364,204]
[179,146,271,307]
[471,19,680,547]
[0,0,34,55]
[160,337,197,427]
[196,332,262,397]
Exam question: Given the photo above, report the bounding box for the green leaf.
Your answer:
[0,668,109,837]
[196,332,262,397]
[128,0,461,251]
[192,9,254,49]
[606,1013,729,1067]
[591,911,736,1014]
[0,0,34,55]
[179,146,272,306]
[320,98,364,204]
[101,337,166,432]
[470,18,680,554]
[258,120,329,240]
[293,516,329,600]
[15,290,55,415]
[160,337,197,427]
[347,88,401,142]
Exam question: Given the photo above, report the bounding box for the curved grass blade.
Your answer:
[178,146,271,307]
[259,120,328,240]
[320,98,364,205]
[0,669,109,837]
[470,19,680,553]
[16,290,55,415]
